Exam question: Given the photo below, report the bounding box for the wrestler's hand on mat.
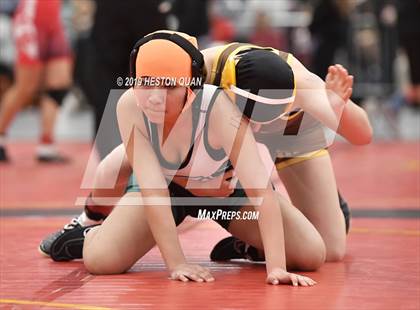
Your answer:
[266,268,317,286]
[326,64,353,106]
[178,169,237,198]
[170,263,215,283]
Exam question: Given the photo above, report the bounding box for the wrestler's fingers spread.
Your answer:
[345,76,353,87]
[344,88,352,100]
[326,70,334,83]
[336,63,345,71]
[329,65,338,77]
[298,276,309,287]
[347,75,354,87]
[301,276,315,286]
[333,64,341,73]
[178,274,189,282]
[266,275,279,285]
[199,271,215,282]
[307,277,317,286]
[336,65,348,79]
[339,71,349,86]
[186,272,203,282]
[290,274,298,286]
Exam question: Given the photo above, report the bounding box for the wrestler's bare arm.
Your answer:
[290,56,372,145]
[116,89,187,271]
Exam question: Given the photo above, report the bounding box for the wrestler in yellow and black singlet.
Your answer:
[205,44,351,259]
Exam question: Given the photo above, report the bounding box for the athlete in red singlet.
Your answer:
[0,0,73,162]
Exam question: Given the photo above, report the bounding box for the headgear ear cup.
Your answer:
[130,48,138,79]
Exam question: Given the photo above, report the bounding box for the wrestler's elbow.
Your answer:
[358,127,373,145]
[351,121,373,145]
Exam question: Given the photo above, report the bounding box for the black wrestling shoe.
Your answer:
[39,229,65,257]
[338,192,351,234]
[39,217,98,261]
[210,236,263,262]
[0,145,9,162]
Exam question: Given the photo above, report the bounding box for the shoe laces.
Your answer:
[63,217,81,231]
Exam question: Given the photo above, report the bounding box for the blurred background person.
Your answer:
[172,0,211,48]
[0,0,16,101]
[396,0,420,108]
[0,0,73,162]
[208,1,236,43]
[374,0,398,98]
[249,10,286,50]
[309,0,352,79]
[85,0,167,159]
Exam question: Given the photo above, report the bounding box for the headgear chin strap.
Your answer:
[230,85,295,105]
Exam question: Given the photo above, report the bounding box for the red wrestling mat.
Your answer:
[330,142,419,209]
[0,217,419,309]
[1,141,419,309]
[0,143,93,210]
